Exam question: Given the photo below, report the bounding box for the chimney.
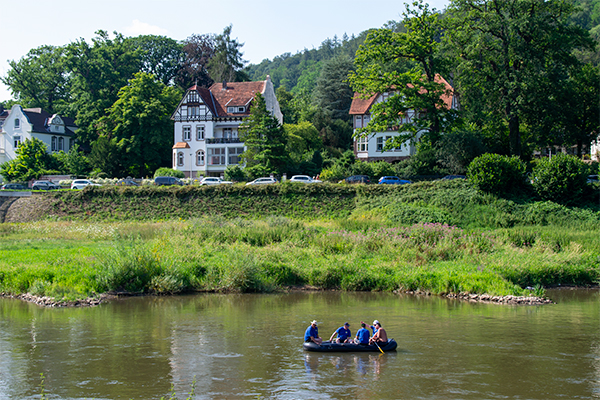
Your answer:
[222,80,227,90]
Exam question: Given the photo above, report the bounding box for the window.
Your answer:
[196,126,205,140]
[183,126,191,141]
[358,136,368,152]
[223,128,232,138]
[376,137,383,152]
[58,137,64,151]
[51,136,57,151]
[227,106,245,113]
[196,150,205,166]
[69,138,74,150]
[188,91,199,103]
[187,106,199,117]
[14,119,20,129]
[364,115,370,125]
[208,148,226,165]
[14,136,21,148]
[177,152,184,166]
[228,147,244,165]
[355,116,362,129]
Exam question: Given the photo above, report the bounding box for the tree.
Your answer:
[208,25,248,83]
[239,93,289,175]
[1,45,71,115]
[127,35,184,86]
[285,121,323,165]
[349,0,455,148]
[176,33,215,89]
[313,55,355,121]
[65,30,142,147]
[95,72,181,177]
[52,144,91,177]
[0,138,53,182]
[445,0,595,156]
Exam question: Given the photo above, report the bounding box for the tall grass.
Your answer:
[1,218,598,301]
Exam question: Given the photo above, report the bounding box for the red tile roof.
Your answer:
[349,75,455,114]
[207,81,266,117]
[172,142,190,149]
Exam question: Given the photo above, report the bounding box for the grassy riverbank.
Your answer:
[1,180,598,301]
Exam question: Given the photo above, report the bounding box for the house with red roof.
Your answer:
[171,76,283,178]
[349,75,458,163]
[0,105,77,167]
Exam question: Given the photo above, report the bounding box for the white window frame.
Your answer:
[51,136,58,151]
[376,137,383,152]
[14,135,21,148]
[196,150,205,166]
[14,119,20,129]
[228,147,244,165]
[357,136,368,152]
[355,115,362,129]
[223,128,232,139]
[208,148,226,165]
[196,125,205,141]
[182,126,191,141]
[58,137,64,151]
[177,152,184,166]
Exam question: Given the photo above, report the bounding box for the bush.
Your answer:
[467,153,526,194]
[154,168,185,179]
[224,165,247,182]
[530,154,588,204]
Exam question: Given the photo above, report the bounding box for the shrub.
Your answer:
[224,165,247,182]
[530,154,588,204]
[467,153,526,194]
[154,168,185,179]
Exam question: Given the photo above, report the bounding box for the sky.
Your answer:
[0,0,450,103]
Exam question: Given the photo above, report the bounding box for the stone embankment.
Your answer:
[3,293,108,307]
[399,290,553,305]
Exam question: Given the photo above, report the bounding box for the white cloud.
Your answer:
[123,19,168,36]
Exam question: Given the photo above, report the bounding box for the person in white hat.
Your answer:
[369,320,388,345]
[304,320,322,344]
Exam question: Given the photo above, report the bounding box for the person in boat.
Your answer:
[354,322,370,345]
[305,320,322,345]
[361,320,380,336]
[329,322,352,343]
[369,321,388,345]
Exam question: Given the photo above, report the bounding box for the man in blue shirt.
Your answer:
[354,322,370,345]
[304,320,322,344]
[329,322,352,343]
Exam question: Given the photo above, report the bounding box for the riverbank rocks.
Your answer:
[395,290,553,305]
[443,292,553,305]
[2,293,106,307]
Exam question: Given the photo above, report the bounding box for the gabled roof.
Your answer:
[349,75,455,115]
[174,80,267,120]
[208,81,266,117]
[173,142,190,149]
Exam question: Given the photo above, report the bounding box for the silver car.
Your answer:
[246,177,278,185]
[289,175,322,183]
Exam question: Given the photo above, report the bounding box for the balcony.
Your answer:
[207,138,242,144]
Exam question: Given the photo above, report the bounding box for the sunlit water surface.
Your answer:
[0,289,599,399]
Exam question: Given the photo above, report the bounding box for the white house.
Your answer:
[171,76,283,178]
[349,75,458,163]
[0,105,77,167]
[591,136,600,162]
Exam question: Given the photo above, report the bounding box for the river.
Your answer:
[0,289,598,399]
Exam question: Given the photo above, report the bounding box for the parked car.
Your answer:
[378,176,412,185]
[200,177,233,185]
[32,181,61,190]
[289,175,322,183]
[246,177,278,185]
[154,176,184,186]
[71,179,101,190]
[1,183,28,190]
[117,178,139,186]
[344,175,370,184]
[441,175,466,180]
[587,175,598,185]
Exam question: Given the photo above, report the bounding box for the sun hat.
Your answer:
[373,320,380,325]
[311,320,318,325]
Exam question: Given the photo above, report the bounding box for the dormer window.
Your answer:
[227,106,245,113]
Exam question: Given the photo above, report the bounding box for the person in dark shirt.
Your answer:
[354,322,370,345]
[329,322,352,343]
[304,320,322,344]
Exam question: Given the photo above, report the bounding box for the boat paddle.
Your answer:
[374,341,385,354]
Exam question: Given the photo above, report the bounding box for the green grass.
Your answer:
[1,217,598,301]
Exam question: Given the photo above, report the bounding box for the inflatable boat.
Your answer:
[303,339,397,352]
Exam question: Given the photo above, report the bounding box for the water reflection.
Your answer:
[0,289,598,399]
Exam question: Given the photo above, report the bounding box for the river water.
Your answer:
[0,289,598,399]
